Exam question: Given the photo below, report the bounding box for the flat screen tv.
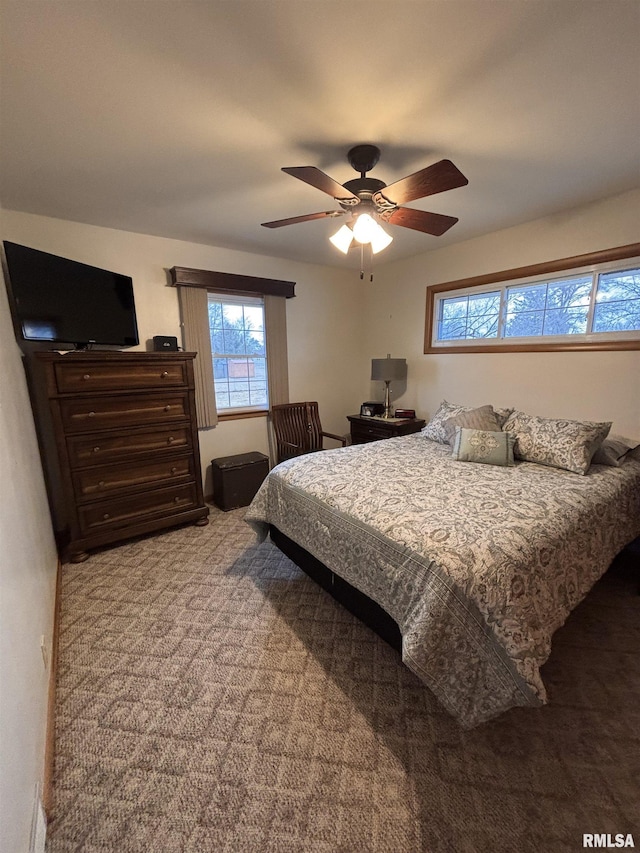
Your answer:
[3,241,139,349]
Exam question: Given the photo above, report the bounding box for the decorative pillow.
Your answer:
[502,410,611,475]
[591,435,640,467]
[422,400,513,444]
[451,427,516,466]
[442,405,503,446]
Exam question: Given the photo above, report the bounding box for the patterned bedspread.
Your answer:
[245,434,640,727]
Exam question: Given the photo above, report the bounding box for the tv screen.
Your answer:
[3,241,139,348]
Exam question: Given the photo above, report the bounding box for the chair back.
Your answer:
[271,402,324,463]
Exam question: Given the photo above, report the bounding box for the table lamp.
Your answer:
[371,354,407,419]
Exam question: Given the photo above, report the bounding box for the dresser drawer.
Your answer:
[348,415,426,445]
[54,359,188,393]
[77,483,199,534]
[67,426,192,467]
[352,424,391,441]
[73,455,195,500]
[59,393,190,433]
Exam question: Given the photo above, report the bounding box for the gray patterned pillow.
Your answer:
[502,410,611,475]
[442,405,503,446]
[422,400,513,444]
[451,427,516,466]
[591,435,640,467]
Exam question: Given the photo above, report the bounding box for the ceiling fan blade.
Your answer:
[380,159,468,205]
[261,210,346,228]
[282,166,359,202]
[385,207,459,236]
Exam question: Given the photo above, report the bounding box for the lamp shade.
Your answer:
[371,355,407,382]
[370,227,393,254]
[352,214,393,254]
[352,213,377,243]
[329,224,354,254]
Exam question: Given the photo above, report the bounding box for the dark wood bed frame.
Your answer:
[269,525,402,652]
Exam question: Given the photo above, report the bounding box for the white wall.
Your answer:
[365,189,640,438]
[0,220,58,852]
[1,211,368,493]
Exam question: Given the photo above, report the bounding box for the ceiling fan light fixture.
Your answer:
[352,213,376,244]
[352,213,393,253]
[370,226,393,254]
[329,223,354,254]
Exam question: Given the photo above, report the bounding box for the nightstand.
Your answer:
[347,414,426,445]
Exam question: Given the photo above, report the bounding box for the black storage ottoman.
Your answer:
[211,451,270,511]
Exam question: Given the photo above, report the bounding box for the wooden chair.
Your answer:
[271,402,346,464]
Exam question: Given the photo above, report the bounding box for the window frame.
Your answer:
[424,243,640,354]
[207,292,269,418]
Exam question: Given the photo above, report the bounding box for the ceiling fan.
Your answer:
[261,144,468,252]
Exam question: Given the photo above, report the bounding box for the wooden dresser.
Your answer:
[31,351,209,562]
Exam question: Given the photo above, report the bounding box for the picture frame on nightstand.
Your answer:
[360,401,384,417]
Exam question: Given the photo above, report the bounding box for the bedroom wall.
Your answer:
[364,189,640,438]
[0,234,58,853]
[0,211,368,494]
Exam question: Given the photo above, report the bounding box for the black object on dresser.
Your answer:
[30,351,209,562]
[347,414,426,444]
[211,452,269,511]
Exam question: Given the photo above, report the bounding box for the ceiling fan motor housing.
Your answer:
[340,177,387,211]
[347,144,381,175]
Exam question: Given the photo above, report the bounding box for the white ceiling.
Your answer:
[1,1,639,268]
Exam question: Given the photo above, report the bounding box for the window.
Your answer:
[425,244,640,353]
[208,294,268,413]
[438,291,501,340]
[172,265,293,427]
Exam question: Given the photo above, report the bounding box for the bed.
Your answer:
[245,424,640,728]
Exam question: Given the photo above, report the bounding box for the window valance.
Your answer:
[170,266,295,299]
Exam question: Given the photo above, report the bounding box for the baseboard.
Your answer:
[43,558,62,818]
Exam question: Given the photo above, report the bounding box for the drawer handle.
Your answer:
[92,446,100,453]
[171,467,178,474]
[164,405,171,412]
[174,496,180,503]
[161,371,169,378]
[83,374,91,380]
[167,436,175,444]
[98,481,105,488]
[103,513,110,520]
[88,411,95,418]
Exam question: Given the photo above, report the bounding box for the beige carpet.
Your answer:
[47,507,640,852]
